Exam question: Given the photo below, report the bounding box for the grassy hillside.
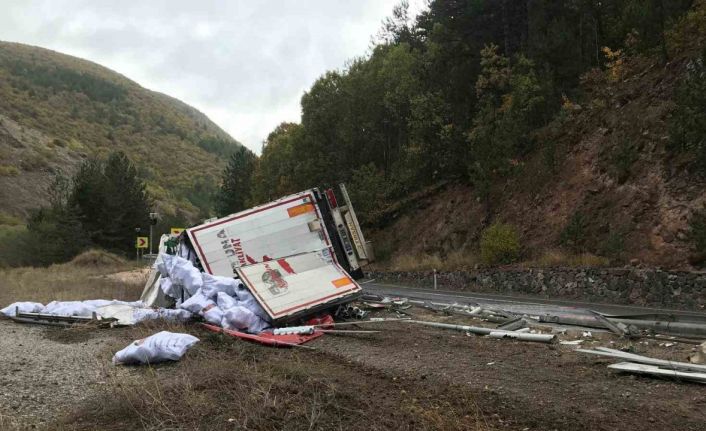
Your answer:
[0,41,242,221]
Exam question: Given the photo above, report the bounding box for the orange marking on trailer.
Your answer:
[287,203,315,218]
[331,277,353,288]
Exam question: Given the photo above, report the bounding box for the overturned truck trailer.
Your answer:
[185,184,372,324]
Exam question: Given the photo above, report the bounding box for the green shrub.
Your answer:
[560,212,589,252]
[609,141,638,183]
[600,229,626,260]
[669,51,706,174]
[0,165,19,176]
[689,207,706,257]
[480,222,520,265]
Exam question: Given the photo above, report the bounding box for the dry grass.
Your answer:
[388,250,480,272]
[54,322,492,431]
[0,249,145,306]
[521,249,610,268]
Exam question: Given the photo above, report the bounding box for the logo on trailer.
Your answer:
[217,229,254,266]
[261,263,288,296]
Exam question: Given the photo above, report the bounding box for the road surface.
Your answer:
[361,280,706,322]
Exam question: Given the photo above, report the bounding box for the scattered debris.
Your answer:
[689,342,706,364]
[336,304,369,320]
[559,340,584,346]
[577,347,706,374]
[406,320,556,343]
[202,323,320,349]
[497,317,528,331]
[589,310,630,337]
[608,362,706,384]
[486,331,556,343]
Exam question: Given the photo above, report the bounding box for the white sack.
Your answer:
[1,302,44,317]
[222,305,270,334]
[42,301,95,317]
[216,292,238,310]
[112,331,199,365]
[201,273,239,298]
[81,299,114,308]
[202,304,224,326]
[83,299,143,308]
[159,277,179,298]
[178,290,214,315]
[234,285,270,322]
[168,255,203,295]
[41,300,144,318]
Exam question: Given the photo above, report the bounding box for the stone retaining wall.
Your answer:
[367,268,706,311]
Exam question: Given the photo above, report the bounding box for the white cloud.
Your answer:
[0,0,429,153]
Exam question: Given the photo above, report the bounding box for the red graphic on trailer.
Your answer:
[260,259,297,296]
[262,263,288,296]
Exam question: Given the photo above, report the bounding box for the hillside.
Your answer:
[371,14,706,270]
[0,41,242,221]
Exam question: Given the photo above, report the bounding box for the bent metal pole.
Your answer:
[405,320,556,343]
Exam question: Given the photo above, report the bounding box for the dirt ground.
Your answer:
[1,306,705,431]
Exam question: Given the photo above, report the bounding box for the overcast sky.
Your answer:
[0,0,427,153]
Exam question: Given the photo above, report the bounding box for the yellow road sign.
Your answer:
[170,227,185,236]
[136,237,149,249]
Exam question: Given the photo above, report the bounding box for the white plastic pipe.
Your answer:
[273,325,315,335]
[487,331,556,343]
[406,320,555,343]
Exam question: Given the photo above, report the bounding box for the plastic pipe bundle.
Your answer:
[273,325,315,335]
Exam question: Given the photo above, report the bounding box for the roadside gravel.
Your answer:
[0,319,129,429]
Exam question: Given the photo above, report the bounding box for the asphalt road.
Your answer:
[361,280,706,323]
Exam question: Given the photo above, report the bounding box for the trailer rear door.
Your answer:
[235,249,360,323]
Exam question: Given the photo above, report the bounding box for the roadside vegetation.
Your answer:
[0,249,143,306]
[212,0,706,271]
[0,152,157,267]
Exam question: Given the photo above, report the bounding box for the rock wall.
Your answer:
[367,268,706,311]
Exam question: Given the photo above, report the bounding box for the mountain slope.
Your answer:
[0,41,241,220]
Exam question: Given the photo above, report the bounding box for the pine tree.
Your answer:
[216,146,256,216]
[102,151,151,252]
[70,151,150,254]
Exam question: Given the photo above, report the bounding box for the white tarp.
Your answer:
[236,249,361,322]
[112,331,199,365]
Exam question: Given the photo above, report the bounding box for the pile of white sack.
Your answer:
[159,254,271,334]
[1,299,143,318]
[1,299,193,325]
[1,254,271,335]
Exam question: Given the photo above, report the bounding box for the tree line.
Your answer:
[216,0,696,222]
[0,152,151,266]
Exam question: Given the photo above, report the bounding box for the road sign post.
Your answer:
[136,237,149,249]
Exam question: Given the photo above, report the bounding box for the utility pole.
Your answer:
[149,212,159,255]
